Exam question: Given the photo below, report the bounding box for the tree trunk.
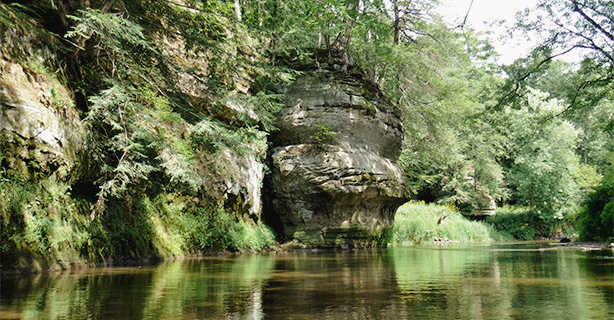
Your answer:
[234,0,242,21]
[393,0,401,45]
[336,0,359,72]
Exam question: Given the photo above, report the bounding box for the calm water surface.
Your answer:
[1,242,613,319]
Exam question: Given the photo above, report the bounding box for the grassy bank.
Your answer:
[391,201,511,245]
[392,201,578,245]
[0,176,275,272]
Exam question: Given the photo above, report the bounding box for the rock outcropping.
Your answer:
[0,26,86,182]
[264,68,411,248]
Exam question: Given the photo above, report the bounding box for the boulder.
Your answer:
[264,69,411,248]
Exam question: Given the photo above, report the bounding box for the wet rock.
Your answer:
[264,69,411,248]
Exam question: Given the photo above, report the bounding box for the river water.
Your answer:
[1,242,613,319]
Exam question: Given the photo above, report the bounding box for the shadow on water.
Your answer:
[1,243,613,319]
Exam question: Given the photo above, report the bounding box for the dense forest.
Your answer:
[0,0,612,270]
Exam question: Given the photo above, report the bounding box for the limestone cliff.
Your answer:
[0,4,272,270]
[264,68,411,248]
[1,1,411,270]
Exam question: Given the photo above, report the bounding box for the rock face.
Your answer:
[0,49,86,181]
[264,69,411,247]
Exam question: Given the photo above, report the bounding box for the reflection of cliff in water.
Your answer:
[260,251,405,319]
[1,245,612,319]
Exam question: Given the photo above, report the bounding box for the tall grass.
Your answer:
[392,201,510,245]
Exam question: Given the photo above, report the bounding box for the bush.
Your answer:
[576,157,614,242]
[577,185,614,242]
[484,206,536,240]
[392,201,494,244]
[0,173,276,270]
[179,204,275,253]
[484,205,576,240]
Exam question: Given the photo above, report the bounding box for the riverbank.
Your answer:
[0,245,286,276]
[2,199,607,275]
[549,241,614,250]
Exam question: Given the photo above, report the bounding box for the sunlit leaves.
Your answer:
[505,90,581,218]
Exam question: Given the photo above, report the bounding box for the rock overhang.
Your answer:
[264,69,411,248]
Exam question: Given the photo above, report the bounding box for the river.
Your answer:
[1,242,613,319]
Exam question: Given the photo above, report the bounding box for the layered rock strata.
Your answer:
[264,69,411,248]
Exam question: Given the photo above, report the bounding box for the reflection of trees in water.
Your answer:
[141,255,276,319]
[391,246,613,319]
[1,268,156,319]
[1,255,276,320]
[1,247,612,319]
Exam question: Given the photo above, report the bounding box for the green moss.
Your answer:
[360,98,377,116]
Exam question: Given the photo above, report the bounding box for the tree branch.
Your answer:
[572,0,614,42]
[460,0,475,29]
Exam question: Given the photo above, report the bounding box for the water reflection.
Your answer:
[392,244,614,319]
[261,251,401,319]
[1,244,612,319]
[1,255,275,320]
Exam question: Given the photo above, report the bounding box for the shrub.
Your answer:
[577,185,614,242]
[484,206,536,240]
[484,205,577,240]
[392,201,493,244]
[312,124,338,149]
[180,204,275,253]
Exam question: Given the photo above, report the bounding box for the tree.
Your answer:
[523,60,614,169]
[505,90,580,220]
[502,0,614,112]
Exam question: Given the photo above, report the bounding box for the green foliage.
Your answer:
[519,0,614,67]
[504,0,614,119]
[392,201,494,245]
[495,2,613,240]
[504,90,581,220]
[85,83,161,203]
[181,205,275,252]
[0,170,275,269]
[577,155,614,242]
[520,60,614,171]
[574,164,603,195]
[61,4,281,216]
[0,175,99,268]
[485,206,536,240]
[312,124,338,149]
[485,205,576,240]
